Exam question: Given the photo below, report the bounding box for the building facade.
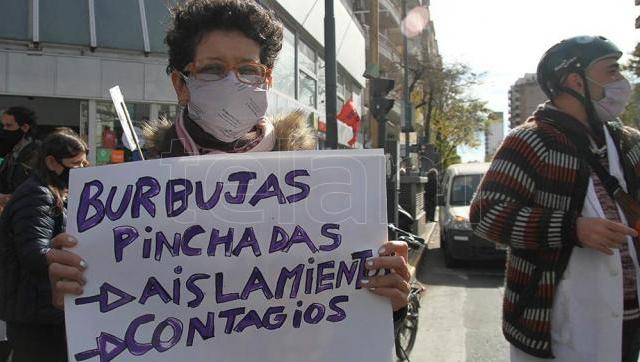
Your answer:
[0,0,366,165]
[485,112,504,161]
[508,73,547,129]
[262,0,367,149]
[349,0,439,155]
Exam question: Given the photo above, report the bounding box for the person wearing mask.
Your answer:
[46,0,412,345]
[0,128,88,362]
[425,168,438,222]
[470,35,640,361]
[0,106,39,212]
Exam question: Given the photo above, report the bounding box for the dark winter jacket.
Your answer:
[0,138,39,194]
[0,174,65,324]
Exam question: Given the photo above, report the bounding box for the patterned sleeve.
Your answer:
[470,126,579,250]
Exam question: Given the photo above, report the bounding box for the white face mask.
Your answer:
[588,77,632,121]
[185,73,268,142]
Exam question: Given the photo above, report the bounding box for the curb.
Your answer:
[421,222,438,247]
[408,222,437,277]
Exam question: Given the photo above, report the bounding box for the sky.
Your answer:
[428,0,640,162]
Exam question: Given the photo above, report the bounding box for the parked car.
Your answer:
[438,162,506,267]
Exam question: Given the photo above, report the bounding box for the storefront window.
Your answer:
[317,58,326,116]
[352,89,363,147]
[337,71,346,110]
[130,103,151,124]
[80,101,89,145]
[337,72,346,99]
[95,101,149,165]
[273,27,296,98]
[298,40,316,75]
[352,89,363,117]
[299,72,317,109]
[158,104,178,120]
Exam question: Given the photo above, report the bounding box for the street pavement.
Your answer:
[405,225,508,362]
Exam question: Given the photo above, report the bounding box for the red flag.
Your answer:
[337,99,361,146]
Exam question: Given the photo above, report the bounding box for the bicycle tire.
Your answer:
[394,294,420,360]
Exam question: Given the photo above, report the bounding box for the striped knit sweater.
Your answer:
[469,110,640,358]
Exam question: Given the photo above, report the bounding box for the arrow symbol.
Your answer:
[75,331,127,361]
[75,282,136,313]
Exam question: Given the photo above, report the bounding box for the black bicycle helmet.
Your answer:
[537,35,622,99]
[536,35,622,145]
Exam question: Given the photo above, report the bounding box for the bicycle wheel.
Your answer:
[395,295,420,360]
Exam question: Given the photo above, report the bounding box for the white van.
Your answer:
[438,162,505,267]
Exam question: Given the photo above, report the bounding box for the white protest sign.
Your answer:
[65,150,393,362]
[109,86,143,155]
[121,126,145,151]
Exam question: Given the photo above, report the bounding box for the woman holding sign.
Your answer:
[47,0,411,341]
[0,128,88,362]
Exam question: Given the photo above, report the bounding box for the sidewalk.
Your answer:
[422,221,438,244]
[407,221,437,276]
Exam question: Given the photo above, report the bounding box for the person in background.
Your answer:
[424,168,438,222]
[470,35,640,361]
[101,125,117,149]
[0,106,39,213]
[0,128,88,362]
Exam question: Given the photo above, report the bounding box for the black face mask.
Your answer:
[0,129,24,157]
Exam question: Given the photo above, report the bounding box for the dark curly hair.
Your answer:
[4,106,37,136]
[165,0,284,75]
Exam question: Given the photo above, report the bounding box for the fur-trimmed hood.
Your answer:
[142,110,317,158]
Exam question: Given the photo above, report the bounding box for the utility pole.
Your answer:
[368,0,381,148]
[366,0,400,235]
[324,0,338,149]
[402,0,413,161]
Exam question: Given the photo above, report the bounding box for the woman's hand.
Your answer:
[47,232,87,309]
[363,240,410,311]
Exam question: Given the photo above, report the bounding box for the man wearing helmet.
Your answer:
[470,35,640,361]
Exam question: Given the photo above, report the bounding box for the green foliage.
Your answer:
[620,86,640,129]
[625,43,640,79]
[423,62,491,170]
[621,43,640,129]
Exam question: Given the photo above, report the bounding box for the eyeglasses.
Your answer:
[182,61,271,86]
[58,157,89,168]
